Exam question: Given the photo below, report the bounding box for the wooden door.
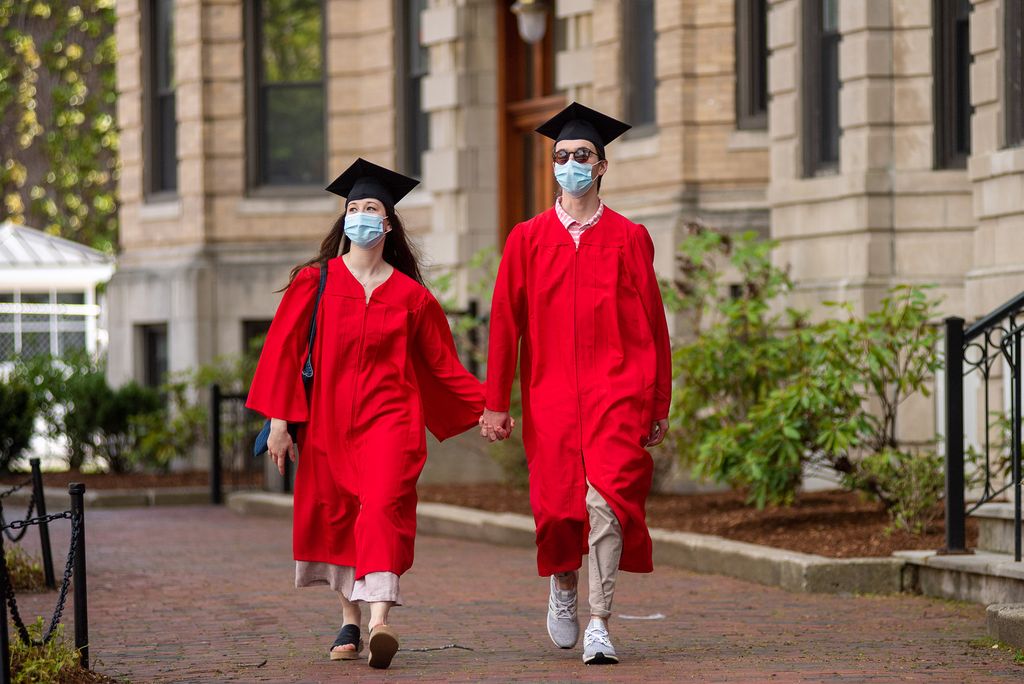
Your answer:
[497,2,565,241]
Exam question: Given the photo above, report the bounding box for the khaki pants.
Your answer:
[557,482,623,619]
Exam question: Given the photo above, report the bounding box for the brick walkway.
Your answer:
[11,506,1024,682]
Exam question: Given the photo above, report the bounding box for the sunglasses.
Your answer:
[552,147,600,165]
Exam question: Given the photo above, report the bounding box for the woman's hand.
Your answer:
[479,409,515,442]
[268,418,296,475]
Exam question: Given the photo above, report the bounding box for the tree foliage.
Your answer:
[0,0,118,252]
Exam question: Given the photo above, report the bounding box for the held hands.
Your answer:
[267,418,297,475]
[646,419,669,447]
[479,409,516,442]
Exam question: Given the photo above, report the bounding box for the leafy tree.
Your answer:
[0,0,118,252]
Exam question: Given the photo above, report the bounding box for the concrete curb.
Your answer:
[6,486,256,510]
[226,491,907,596]
[987,604,1024,650]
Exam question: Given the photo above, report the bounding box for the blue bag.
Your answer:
[253,265,328,457]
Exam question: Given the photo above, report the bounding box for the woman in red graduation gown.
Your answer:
[246,158,484,670]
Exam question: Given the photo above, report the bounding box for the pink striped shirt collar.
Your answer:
[554,197,604,247]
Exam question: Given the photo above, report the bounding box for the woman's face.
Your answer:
[346,197,391,233]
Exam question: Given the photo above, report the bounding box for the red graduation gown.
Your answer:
[246,258,484,578]
[486,206,672,576]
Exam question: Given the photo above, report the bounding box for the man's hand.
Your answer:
[479,409,514,442]
[645,419,669,447]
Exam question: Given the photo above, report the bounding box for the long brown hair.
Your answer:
[283,207,424,289]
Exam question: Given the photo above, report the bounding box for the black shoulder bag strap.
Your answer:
[301,264,329,387]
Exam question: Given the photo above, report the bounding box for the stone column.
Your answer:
[420,0,499,300]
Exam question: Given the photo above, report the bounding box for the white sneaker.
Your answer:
[546,574,579,648]
[582,621,618,665]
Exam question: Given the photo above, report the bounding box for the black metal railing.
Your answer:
[0,483,89,681]
[209,385,267,505]
[944,291,1024,560]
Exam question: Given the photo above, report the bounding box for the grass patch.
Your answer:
[4,546,46,593]
[10,619,117,683]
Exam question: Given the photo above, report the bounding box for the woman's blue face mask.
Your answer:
[344,212,386,249]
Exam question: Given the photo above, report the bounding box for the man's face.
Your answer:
[553,139,607,181]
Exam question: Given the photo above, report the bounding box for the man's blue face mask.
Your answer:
[554,159,597,198]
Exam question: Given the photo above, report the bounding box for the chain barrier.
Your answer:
[0,493,36,543]
[0,510,79,646]
[0,479,31,501]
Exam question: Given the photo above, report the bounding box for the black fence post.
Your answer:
[210,384,223,505]
[29,459,55,590]
[1014,333,1022,563]
[69,483,88,670]
[0,568,9,684]
[467,298,480,378]
[943,316,967,554]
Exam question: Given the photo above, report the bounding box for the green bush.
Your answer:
[0,379,36,473]
[4,546,45,593]
[94,381,164,473]
[667,226,946,532]
[10,352,107,470]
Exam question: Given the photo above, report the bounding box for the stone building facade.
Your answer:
[110,0,1023,405]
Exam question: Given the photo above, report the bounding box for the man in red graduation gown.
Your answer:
[480,102,672,665]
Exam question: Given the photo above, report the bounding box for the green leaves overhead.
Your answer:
[0,0,118,252]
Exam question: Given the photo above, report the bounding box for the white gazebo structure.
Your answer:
[0,221,115,362]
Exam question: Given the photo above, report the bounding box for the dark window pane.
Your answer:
[820,32,841,164]
[934,0,973,167]
[0,333,14,360]
[59,331,87,356]
[56,292,86,305]
[803,0,840,174]
[139,324,169,388]
[242,319,272,355]
[0,292,13,303]
[21,293,49,305]
[22,332,51,358]
[150,0,177,193]
[736,0,768,129]
[156,93,178,191]
[399,0,429,178]
[1006,0,1024,146]
[260,0,323,83]
[260,85,325,185]
[253,0,325,186]
[624,0,657,128]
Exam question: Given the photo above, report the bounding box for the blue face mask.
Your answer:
[554,159,596,197]
[344,212,386,249]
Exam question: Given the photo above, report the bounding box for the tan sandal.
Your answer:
[367,624,399,669]
[329,624,363,661]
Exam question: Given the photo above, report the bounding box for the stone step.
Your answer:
[971,502,1024,555]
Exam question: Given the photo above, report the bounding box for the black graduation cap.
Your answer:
[535,102,632,157]
[324,158,419,211]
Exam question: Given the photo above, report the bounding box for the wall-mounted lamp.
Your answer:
[511,0,548,44]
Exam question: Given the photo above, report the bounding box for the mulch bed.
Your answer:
[0,470,262,490]
[416,483,978,559]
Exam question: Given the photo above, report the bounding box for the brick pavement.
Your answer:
[10,506,1024,682]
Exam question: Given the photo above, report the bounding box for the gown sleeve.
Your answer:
[412,291,486,442]
[627,225,673,420]
[485,225,528,412]
[245,266,320,422]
